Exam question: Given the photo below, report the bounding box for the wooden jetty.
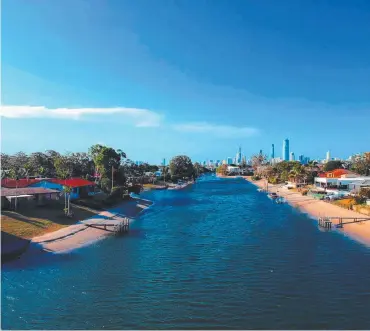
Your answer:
[83,217,130,234]
[318,216,370,229]
[318,217,333,229]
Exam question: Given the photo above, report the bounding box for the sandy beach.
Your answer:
[244,177,370,247]
[31,197,153,253]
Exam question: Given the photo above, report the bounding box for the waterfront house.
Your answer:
[1,187,60,210]
[227,166,241,175]
[29,178,96,200]
[1,178,43,188]
[314,169,370,193]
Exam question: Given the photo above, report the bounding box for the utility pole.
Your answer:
[15,176,18,211]
[111,166,114,191]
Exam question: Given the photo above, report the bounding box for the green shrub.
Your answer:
[251,175,261,181]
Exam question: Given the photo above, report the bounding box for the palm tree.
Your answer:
[62,185,73,216]
[289,165,307,185]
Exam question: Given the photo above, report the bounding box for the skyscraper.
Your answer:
[236,146,242,164]
[271,144,275,159]
[283,139,290,161]
[326,150,331,162]
[290,152,295,161]
[227,157,233,165]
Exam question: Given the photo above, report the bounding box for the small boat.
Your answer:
[276,197,285,204]
[269,192,278,199]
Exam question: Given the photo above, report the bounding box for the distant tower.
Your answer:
[163,158,166,166]
[236,146,242,164]
[290,152,295,161]
[283,139,290,161]
[326,150,331,162]
[271,144,275,159]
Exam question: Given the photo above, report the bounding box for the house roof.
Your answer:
[48,178,96,188]
[1,178,42,188]
[1,177,95,189]
[1,187,60,197]
[319,169,353,178]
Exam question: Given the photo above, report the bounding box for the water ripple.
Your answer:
[2,175,370,329]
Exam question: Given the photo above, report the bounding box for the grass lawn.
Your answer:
[1,200,97,239]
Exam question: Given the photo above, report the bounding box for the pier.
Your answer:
[318,216,370,229]
[83,217,130,234]
[318,217,333,229]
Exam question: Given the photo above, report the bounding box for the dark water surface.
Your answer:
[2,176,370,329]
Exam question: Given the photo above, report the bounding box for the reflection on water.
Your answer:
[2,175,370,329]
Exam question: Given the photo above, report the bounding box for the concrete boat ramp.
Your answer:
[31,197,153,254]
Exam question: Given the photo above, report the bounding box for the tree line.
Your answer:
[1,146,208,193]
[249,152,370,184]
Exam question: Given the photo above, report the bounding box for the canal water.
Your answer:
[2,175,370,329]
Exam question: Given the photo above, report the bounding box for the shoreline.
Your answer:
[30,197,153,254]
[243,176,370,247]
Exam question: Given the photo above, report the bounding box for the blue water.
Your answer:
[2,176,370,329]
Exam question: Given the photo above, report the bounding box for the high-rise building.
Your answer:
[162,158,166,166]
[326,150,331,162]
[290,152,295,161]
[235,146,242,164]
[271,144,275,159]
[283,139,290,161]
[227,157,233,165]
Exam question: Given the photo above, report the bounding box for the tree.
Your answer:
[54,156,73,179]
[88,144,125,179]
[351,153,370,176]
[1,153,11,170]
[251,153,267,170]
[289,164,307,183]
[169,155,194,180]
[216,164,228,176]
[27,152,49,177]
[323,160,343,172]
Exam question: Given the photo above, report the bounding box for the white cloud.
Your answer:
[0,105,163,127]
[173,122,259,138]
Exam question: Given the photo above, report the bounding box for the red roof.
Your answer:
[319,169,351,178]
[48,178,96,188]
[1,177,95,188]
[1,178,42,188]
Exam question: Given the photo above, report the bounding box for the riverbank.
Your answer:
[31,197,153,253]
[244,177,370,247]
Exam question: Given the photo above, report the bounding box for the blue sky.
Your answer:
[2,0,370,163]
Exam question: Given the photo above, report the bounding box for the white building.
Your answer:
[271,157,282,165]
[314,173,370,193]
[227,166,241,174]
